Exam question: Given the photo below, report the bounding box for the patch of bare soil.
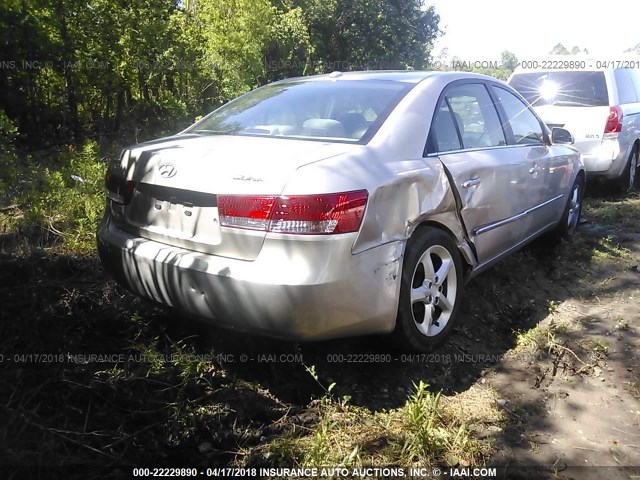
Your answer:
[483,229,640,479]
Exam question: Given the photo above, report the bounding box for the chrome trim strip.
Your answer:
[426,143,545,158]
[468,219,559,280]
[473,194,564,236]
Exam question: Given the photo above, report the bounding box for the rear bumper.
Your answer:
[97,215,403,340]
[582,140,628,179]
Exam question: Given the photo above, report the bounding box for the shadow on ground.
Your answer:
[1,190,639,477]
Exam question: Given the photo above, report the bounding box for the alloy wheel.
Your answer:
[566,182,581,232]
[409,244,457,337]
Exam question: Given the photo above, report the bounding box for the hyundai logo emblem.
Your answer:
[158,163,177,178]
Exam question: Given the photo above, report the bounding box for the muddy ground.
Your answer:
[0,189,639,479]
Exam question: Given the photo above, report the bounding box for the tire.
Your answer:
[554,175,584,239]
[616,148,638,193]
[393,227,464,352]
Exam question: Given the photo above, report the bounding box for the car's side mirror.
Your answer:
[551,127,574,145]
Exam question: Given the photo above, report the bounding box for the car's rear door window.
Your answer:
[509,71,609,107]
[446,84,506,149]
[492,86,544,145]
[427,83,506,153]
[428,102,462,153]
[629,69,640,101]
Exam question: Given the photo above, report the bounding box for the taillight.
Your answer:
[604,106,623,134]
[218,190,368,234]
[105,170,135,205]
[218,195,277,231]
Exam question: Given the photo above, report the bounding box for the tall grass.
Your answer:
[1,140,106,252]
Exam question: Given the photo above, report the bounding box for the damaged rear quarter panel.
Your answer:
[353,158,464,254]
[281,151,465,256]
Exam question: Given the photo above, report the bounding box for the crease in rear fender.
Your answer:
[352,157,474,266]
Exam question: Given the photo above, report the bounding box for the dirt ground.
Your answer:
[1,190,639,479]
[479,230,640,479]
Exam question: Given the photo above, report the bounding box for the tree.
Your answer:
[436,47,449,65]
[500,50,519,74]
[624,43,640,54]
[264,7,314,82]
[550,43,588,56]
[549,43,570,55]
[291,0,441,71]
[0,0,443,148]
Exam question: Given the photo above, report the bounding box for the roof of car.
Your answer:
[273,70,500,84]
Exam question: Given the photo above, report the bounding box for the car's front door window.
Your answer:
[492,86,544,145]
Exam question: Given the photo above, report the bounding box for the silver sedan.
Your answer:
[97,71,585,352]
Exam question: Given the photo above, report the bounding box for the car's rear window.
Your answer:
[187,80,413,143]
[509,71,609,107]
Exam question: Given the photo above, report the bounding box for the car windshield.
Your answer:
[509,71,609,107]
[186,79,413,142]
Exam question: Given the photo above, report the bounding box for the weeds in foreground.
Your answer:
[245,380,498,469]
[397,380,460,464]
[591,338,610,355]
[583,195,640,233]
[591,235,631,261]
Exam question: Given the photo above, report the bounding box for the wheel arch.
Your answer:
[632,139,640,161]
[405,219,475,278]
[393,220,467,351]
[622,139,639,169]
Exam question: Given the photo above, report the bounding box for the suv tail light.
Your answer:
[105,170,135,205]
[604,106,623,135]
[218,190,368,234]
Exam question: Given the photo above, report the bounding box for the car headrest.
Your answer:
[302,119,346,138]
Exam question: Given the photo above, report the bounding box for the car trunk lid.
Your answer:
[111,134,355,260]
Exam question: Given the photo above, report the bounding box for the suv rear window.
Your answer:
[613,69,639,104]
[509,71,609,107]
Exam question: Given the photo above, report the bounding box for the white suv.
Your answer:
[508,64,640,192]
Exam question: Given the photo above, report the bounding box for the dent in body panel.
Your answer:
[353,158,464,254]
[97,215,402,340]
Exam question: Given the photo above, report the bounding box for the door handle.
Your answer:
[462,178,481,188]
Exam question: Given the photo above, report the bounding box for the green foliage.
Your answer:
[402,381,449,459]
[306,419,333,466]
[255,379,486,468]
[0,110,17,151]
[0,110,19,199]
[500,51,519,74]
[624,43,640,54]
[550,43,571,55]
[446,50,519,80]
[295,0,441,71]
[196,0,276,100]
[592,338,610,355]
[0,0,442,147]
[16,141,105,251]
[265,7,314,81]
[549,43,588,56]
